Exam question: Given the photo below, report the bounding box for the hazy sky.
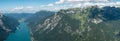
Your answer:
[0,0,120,13]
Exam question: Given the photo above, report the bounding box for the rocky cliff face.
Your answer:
[28,6,120,41]
[0,13,19,41]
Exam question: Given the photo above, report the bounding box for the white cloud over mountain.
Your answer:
[43,0,119,11]
[55,0,110,4]
[73,2,120,7]
[10,6,35,13]
[2,0,120,13]
[54,0,120,8]
[11,7,24,12]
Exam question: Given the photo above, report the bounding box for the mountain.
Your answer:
[28,6,120,41]
[26,10,55,26]
[0,13,19,41]
[4,13,33,20]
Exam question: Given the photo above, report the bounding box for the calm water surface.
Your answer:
[5,22,31,41]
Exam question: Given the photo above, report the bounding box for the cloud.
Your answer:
[55,0,110,4]
[11,7,22,12]
[38,0,112,11]
[38,0,120,12]
[11,7,24,11]
[39,4,54,7]
[25,6,34,11]
[68,0,109,2]
[10,6,35,13]
[73,2,120,8]
[2,0,120,13]
[53,0,120,8]
[55,0,65,4]
[47,4,54,7]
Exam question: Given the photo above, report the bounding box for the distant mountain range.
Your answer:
[4,13,33,20]
[26,10,55,26]
[27,6,120,41]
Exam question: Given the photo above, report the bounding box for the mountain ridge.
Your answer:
[28,6,120,41]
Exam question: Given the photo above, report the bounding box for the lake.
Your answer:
[5,22,31,41]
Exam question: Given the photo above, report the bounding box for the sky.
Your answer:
[0,0,120,13]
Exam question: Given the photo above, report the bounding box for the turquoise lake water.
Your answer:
[5,22,31,41]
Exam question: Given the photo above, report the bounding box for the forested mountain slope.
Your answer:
[28,6,120,41]
[0,13,19,41]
